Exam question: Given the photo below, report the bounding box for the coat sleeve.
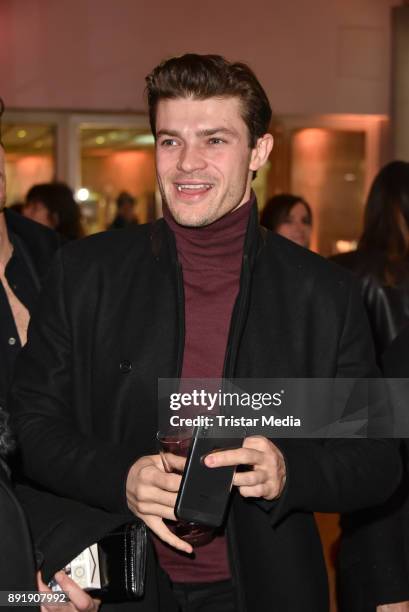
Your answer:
[260,280,402,523]
[336,334,409,608]
[9,250,137,515]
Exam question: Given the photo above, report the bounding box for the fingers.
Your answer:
[129,499,178,521]
[144,515,193,555]
[212,437,286,501]
[36,571,49,592]
[238,484,270,498]
[204,446,262,468]
[204,436,279,469]
[160,452,186,473]
[232,464,271,498]
[52,572,98,611]
[136,486,178,509]
[127,480,179,520]
[126,454,186,527]
[233,469,264,488]
[37,571,52,612]
[138,463,182,492]
[243,435,272,450]
[37,571,99,612]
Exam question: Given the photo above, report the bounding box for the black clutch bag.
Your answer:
[49,521,147,603]
[89,521,147,602]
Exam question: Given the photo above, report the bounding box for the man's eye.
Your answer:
[160,139,178,147]
[208,138,225,145]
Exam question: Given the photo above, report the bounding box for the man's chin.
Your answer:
[167,202,216,228]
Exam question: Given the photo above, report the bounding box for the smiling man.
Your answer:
[154,95,271,227]
[9,55,401,612]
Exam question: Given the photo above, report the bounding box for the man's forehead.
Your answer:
[156,96,245,130]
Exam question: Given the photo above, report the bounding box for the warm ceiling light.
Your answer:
[76,188,90,202]
[17,129,27,138]
[95,136,105,144]
[335,240,358,253]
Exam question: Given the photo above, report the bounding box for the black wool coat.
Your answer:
[9,205,401,612]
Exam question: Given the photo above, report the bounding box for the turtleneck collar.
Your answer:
[163,193,255,271]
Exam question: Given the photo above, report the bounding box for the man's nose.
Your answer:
[176,144,206,173]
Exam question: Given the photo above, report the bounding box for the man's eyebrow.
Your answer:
[156,129,181,138]
[156,127,239,139]
[197,128,238,137]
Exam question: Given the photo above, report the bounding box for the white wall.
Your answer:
[0,0,400,115]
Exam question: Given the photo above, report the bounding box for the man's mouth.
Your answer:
[174,183,213,194]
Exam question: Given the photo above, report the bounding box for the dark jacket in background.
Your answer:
[108,215,139,230]
[0,210,59,594]
[0,460,36,593]
[9,207,401,612]
[338,327,409,611]
[0,212,139,595]
[332,250,409,358]
[333,250,409,610]
[0,209,60,406]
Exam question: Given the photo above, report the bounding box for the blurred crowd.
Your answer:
[9,185,139,242]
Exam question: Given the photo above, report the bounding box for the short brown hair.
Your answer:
[145,54,272,148]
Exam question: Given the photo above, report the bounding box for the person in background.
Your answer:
[108,190,138,229]
[260,193,312,248]
[332,161,409,359]
[0,101,98,609]
[337,326,409,612]
[23,182,84,241]
[335,161,409,612]
[0,412,100,612]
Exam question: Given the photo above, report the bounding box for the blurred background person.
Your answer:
[23,182,84,242]
[334,159,409,612]
[108,190,138,229]
[260,193,313,249]
[0,104,99,607]
[332,161,409,359]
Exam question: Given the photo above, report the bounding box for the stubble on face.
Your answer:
[155,97,254,228]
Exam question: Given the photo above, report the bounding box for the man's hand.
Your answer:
[204,436,286,500]
[37,571,100,612]
[126,453,192,553]
[377,603,409,611]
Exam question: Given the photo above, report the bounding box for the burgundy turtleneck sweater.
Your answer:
[153,196,253,583]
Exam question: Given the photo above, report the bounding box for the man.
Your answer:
[9,55,401,612]
[0,114,100,610]
[108,191,138,229]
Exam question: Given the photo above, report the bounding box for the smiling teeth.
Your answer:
[177,184,211,191]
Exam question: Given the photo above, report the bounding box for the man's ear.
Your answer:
[249,134,274,172]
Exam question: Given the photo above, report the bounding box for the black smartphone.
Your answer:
[175,422,245,527]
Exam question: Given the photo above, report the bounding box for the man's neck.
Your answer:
[0,212,12,268]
